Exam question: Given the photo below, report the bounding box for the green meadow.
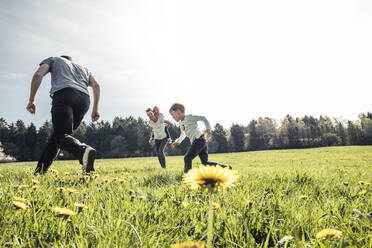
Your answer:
[0,146,371,247]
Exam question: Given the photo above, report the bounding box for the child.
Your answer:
[146,108,172,168]
[169,103,232,173]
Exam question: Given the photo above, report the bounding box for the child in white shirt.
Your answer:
[169,103,232,173]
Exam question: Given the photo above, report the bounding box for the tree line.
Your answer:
[1,113,372,162]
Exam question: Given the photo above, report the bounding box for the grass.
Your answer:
[0,146,371,247]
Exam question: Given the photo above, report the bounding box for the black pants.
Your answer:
[184,135,220,173]
[35,88,91,174]
[155,138,168,168]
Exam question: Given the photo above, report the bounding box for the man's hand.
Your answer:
[205,130,212,140]
[91,109,100,122]
[26,101,36,114]
[171,142,180,150]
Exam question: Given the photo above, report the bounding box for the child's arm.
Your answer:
[190,115,212,139]
[171,128,186,149]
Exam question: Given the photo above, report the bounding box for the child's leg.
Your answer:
[199,139,232,169]
[184,138,205,173]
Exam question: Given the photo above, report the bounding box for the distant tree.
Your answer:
[229,124,245,152]
[211,123,229,153]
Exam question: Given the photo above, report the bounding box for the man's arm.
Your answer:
[88,75,101,122]
[26,64,50,114]
[164,120,172,127]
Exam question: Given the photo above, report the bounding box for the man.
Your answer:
[169,103,232,173]
[146,108,172,169]
[26,55,101,174]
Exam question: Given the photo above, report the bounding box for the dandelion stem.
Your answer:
[207,194,214,248]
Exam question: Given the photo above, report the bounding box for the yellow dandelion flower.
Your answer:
[316,228,342,240]
[358,181,366,185]
[211,202,220,209]
[181,202,190,208]
[183,166,238,192]
[64,172,70,176]
[17,184,28,189]
[279,193,286,198]
[56,187,66,192]
[128,189,135,194]
[358,190,367,196]
[53,207,76,216]
[31,179,39,185]
[170,241,205,248]
[138,195,146,200]
[343,182,349,186]
[32,185,38,190]
[50,169,58,174]
[13,201,28,210]
[266,193,274,198]
[299,195,308,200]
[14,197,26,202]
[103,179,109,183]
[66,188,77,193]
[119,179,125,183]
[74,203,88,210]
[247,200,254,205]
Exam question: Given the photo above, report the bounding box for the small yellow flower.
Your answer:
[13,201,28,210]
[32,185,38,190]
[211,202,220,209]
[266,193,274,198]
[56,187,66,192]
[170,241,205,248]
[279,193,286,198]
[74,203,88,210]
[16,185,28,189]
[128,189,135,194]
[31,179,39,185]
[14,197,26,202]
[183,166,238,192]
[343,182,349,186]
[103,179,110,183]
[181,202,190,208]
[316,228,342,240]
[50,169,58,174]
[358,190,367,196]
[299,195,308,200]
[66,188,77,193]
[64,172,70,176]
[53,207,76,216]
[119,179,126,183]
[247,200,254,205]
[138,195,146,200]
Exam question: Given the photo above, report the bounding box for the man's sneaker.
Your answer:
[82,146,96,173]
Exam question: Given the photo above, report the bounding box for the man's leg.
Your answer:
[156,138,168,168]
[35,134,60,174]
[71,92,96,172]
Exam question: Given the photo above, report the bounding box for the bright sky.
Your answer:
[0,0,371,128]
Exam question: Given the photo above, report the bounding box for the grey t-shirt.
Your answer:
[40,57,91,97]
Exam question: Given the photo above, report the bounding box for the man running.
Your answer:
[26,55,101,174]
